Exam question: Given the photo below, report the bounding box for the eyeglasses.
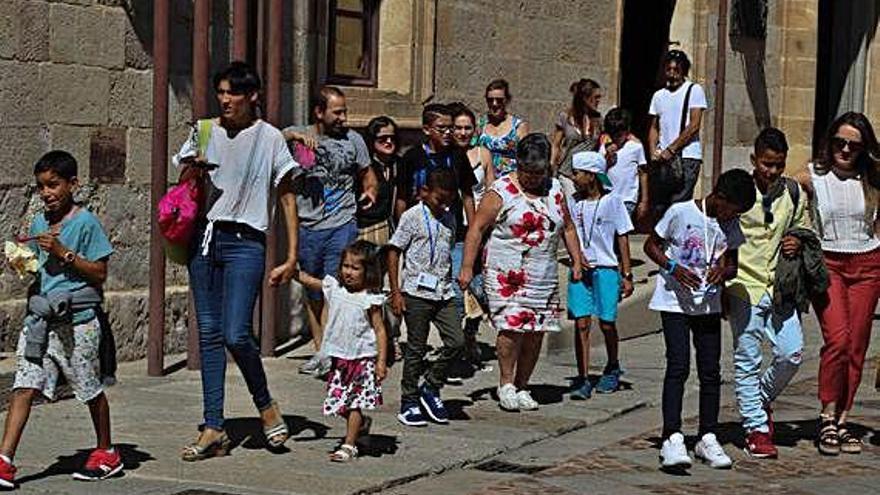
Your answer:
[375,134,396,144]
[831,136,864,154]
[431,125,453,134]
[485,97,506,104]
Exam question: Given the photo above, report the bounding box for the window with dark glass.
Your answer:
[328,0,379,86]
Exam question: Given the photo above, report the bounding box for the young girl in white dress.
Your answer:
[295,240,388,462]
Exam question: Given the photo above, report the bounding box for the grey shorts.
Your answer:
[13,318,103,402]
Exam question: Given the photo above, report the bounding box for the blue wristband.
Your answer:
[665,259,678,274]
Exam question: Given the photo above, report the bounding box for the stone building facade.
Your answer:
[0,0,876,361]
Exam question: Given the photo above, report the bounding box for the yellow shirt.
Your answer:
[725,180,810,305]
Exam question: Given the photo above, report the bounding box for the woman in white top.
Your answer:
[796,112,880,456]
[173,62,300,460]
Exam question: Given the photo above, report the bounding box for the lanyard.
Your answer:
[701,200,717,268]
[423,144,452,170]
[578,196,603,250]
[421,203,441,263]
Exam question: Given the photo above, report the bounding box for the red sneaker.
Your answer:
[745,430,778,459]
[0,456,16,489]
[72,448,123,481]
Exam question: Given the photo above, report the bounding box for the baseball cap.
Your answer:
[572,151,612,188]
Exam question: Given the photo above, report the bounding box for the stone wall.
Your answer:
[433,0,621,136]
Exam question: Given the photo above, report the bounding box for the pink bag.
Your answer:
[158,179,202,245]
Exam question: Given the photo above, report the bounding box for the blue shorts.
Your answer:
[567,267,621,323]
[298,220,358,300]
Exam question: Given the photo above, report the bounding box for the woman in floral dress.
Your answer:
[459,133,584,412]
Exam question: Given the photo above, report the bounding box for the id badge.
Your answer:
[416,271,440,291]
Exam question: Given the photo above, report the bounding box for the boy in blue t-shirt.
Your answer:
[0,151,121,488]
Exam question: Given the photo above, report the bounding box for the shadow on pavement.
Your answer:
[224,415,330,452]
[16,443,154,485]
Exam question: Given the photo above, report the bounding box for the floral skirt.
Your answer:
[323,357,383,417]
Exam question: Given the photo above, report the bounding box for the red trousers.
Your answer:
[815,247,880,411]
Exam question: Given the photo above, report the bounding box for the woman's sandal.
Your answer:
[261,401,289,448]
[818,417,840,456]
[330,444,358,462]
[837,424,862,454]
[181,429,231,462]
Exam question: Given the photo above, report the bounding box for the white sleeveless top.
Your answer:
[809,163,880,253]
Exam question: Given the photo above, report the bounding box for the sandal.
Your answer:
[329,444,358,462]
[261,401,289,448]
[837,424,862,454]
[181,429,231,462]
[817,417,840,456]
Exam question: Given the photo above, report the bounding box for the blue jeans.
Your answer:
[298,220,358,300]
[189,227,273,430]
[450,241,486,322]
[728,293,803,432]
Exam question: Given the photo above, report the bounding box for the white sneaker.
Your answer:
[497,383,519,411]
[694,433,732,469]
[516,389,539,410]
[660,432,692,469]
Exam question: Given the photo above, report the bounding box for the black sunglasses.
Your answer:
[486,97,506,104]
[831,136,864,154]
[375,134,397,144]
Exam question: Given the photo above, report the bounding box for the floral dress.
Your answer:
[484,175,566,332]
[478,115,524,178]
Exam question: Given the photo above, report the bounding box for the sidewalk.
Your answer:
[0,292,876,494]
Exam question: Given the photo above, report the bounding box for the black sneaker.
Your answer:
[419,384,449,423]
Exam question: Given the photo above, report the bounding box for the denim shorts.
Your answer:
[567,267,621,323]
[298,220,358,300]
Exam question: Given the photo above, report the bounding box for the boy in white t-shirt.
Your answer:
[644,169,756,471]
[599,108,649,220]
[567,152,635,400]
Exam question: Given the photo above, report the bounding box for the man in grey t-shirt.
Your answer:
[284,86,377,374]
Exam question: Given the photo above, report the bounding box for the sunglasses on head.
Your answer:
[831,136,864,154]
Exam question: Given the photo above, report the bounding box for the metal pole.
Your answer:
[187,0,212,371]
[712,0,729,185]
[232,0,248,61]
[148,0,170,377]
[260,0,284,357]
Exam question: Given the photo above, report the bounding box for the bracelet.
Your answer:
[665,259,678,274]
[621,271,633,281]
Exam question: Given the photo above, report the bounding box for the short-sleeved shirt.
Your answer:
[600,139,647,205]
[648,200,745,315]
[283,125,370,230]
[397,144,476,241]
[648,81,708,160]
[388,201,456,301]
[572,194,634,268]
[29,209,113,323]
[320,275,386,360]
[172,119,299,233]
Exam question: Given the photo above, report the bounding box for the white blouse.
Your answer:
[810,163,880,253]
[319,276,387,360]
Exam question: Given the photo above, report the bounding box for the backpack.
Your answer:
[158,119,212,264]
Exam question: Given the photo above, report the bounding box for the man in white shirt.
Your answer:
[648,50,708,216]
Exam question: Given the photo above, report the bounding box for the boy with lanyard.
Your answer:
[388,168,465,427]
[567,151,635,400]
[644,169,756,471]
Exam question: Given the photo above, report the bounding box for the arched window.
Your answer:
[328,0,380,86]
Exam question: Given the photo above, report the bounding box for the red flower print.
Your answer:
[510,211,546,247]
[505,310,536,330]
[505,180,519,195]
[497,269,527,298]
[554,192,563,206]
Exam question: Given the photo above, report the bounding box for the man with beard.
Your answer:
[647,50,708,217]
[284,86,378,375]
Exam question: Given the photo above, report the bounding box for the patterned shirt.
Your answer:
[388,201,456,301]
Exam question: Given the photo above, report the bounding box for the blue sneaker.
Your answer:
[397,402,428,427]
[418,384,449,423]
[595,366,622,394]
[570,378,593,400]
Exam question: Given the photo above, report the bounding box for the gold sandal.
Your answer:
[261,401,289,448]
[181,429,231,462]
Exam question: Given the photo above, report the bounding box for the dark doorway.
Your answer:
[813,0,880,154]
[619,0,677,142]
